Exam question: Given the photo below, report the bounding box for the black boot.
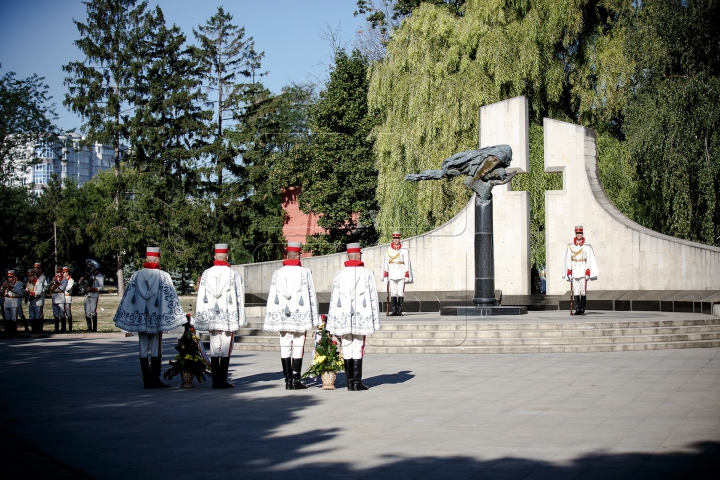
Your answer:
[344,359,355,391]
[211,357,221,388]
[281,357,292,390]
[352,359,369,391]
[92,315,97,332]
[68,315,73,332]
[54,317,60,333]
[21,316,29,332]
[389,297,398,316]
[60,316,66,333]
[150,357,170,388]
[574,296,582,316]
[398,297,404,316]
[219,357,234,388]
[86,316,92,332]
[288,358,307,390]
[580,296,587,316]
[140,357,153,389]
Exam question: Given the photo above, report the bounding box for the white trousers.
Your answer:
[279,331,306,358]
[138,332,162,358]
[570,278,588,296]
[3,306,18,321]
[84,294,98,316]
[389,278,405,297]
[209,330,234,357]
[341,334,366,360]
[28,300,43,320]
[52,302,65,318]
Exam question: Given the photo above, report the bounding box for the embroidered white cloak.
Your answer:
[264,266,320,333]
[327,266,380,336]
[195,265,245,332]
[114,268,186,334]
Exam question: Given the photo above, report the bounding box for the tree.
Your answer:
[0,67,57,183]
[368,0,634,246]
[63,0,158,296]
[623,0,720,245]
[193,7,265,189]
[0,184,35,268]
[283,50,379,254]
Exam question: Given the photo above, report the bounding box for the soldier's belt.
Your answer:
[389,261,405,264]
[5,294,23,298]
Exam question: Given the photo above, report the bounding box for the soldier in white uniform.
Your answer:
[3,270,25,334]
[562,225,599,315]
[62,267,75,332]
[80,262,102,332]
[195,243,245,389]
[382,231,413,316]
[264,242,320,390]
[33,263,46,321]
[327,243,380,391]
[114,247,186,388]
[50,267,67,333]
[25,268,46,332]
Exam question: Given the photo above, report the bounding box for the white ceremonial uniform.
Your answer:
[562,241,599,295]
[64,276,75,305]
[4,281,25,321]
[51,277,67,318]
[83,274,103,317]
[382,244,413,297]
[26,277,46,319]
[195,264,245,357]
[327,262,380,359]
[114,266,186,357]
[264,262,320,358]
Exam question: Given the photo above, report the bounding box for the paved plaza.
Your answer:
[1,326,719,479]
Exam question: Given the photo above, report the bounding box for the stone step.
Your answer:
[236,325,720,339]
[234,331,720,347]
[230,339,720,354]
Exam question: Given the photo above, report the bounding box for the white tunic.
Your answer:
[562,242,599,280]
[327,264,380,336]
[114,268,186,334]
[382,245,413,282]
[26,277,46,306]
[264,265,319,333]
[195,265,245,332]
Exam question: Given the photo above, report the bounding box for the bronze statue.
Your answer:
[405,145,515,203]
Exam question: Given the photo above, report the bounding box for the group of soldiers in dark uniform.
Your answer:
[1,261,102,335]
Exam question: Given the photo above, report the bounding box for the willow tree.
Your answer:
[368,0,634,240]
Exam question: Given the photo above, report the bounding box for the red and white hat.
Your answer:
[347,243,362,253]
[27,268,35,274]
[7,270,16,277]
[62,266,69,272]
[391,231,402,238]
[215,243,229,254]
[574,225,583,233]
[33,262,42,268]
[146,247,161,258]
[286,242,302,252]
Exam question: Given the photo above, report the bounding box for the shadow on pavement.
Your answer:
[0,337,717,479]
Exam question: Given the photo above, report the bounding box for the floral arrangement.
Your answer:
[164,322,210,382]
[302,323,344,378]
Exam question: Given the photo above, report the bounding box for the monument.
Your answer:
[405,145,527,315]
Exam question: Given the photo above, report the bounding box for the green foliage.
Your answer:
[0,68,57,183]
[0,185,35,267]
[595,132,635,218]
[368,0,633,241]
[511,124,562,269]
[623,0,720,245]
[280,50,379,254]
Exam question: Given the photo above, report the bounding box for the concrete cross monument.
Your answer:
[405,98,531,316]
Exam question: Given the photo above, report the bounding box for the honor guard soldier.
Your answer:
[80,261,102,332]
[62,267,75,332]
[327,243,381,391]
[562,225,599,315]
[195,244,245,389]
[50,267,68,333]
[382,231,413,316]
[25,268,46,332]
[114,247,186,388]
[3,270,25,334]
[34,263,46,321]
[264,242,320,390]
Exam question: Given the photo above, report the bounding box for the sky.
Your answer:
[0,0,363,132]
